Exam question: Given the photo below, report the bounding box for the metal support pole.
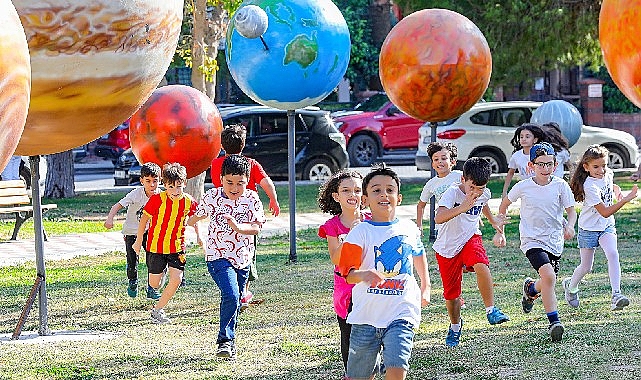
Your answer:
[287,110,297,263]
[428,122,438,243]
[29,155,50,336]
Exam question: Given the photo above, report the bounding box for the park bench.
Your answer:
[0,180,57,240]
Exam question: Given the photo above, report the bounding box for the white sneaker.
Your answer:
[611,293,630,311]
[562,278,579,308]
[151,308,171,323]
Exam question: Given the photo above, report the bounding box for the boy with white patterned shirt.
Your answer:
[188,154,266,359]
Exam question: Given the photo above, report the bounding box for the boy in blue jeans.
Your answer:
[338,165,430,380]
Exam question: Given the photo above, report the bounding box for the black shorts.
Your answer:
[147,251,186,274]
[525,248,560,274]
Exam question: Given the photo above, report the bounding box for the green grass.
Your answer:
[1,198,641,378]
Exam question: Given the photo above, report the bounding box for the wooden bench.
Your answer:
[0,180,57,240]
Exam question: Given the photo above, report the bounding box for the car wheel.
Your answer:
[348,135,378,167]
[303,158,336,181]
[604,145,628,169]
[472,150,506,174]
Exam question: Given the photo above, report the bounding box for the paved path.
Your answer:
[0,200,518,268]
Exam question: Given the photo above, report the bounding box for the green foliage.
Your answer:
[591,66,641,114]
[393,0,603,88]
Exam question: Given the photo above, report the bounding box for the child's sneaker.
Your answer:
[521,277,539,313]
[562,277,579,308]
[445,319,463,347]
[486,306,509,325]
[548,321,564,342]
[146,285,161,301]
[216,340,236,359]
[611,293,630,311]
[240,290,253,312]
[180,277,187,288]
[127,281,138,298]
[150,308,171,324]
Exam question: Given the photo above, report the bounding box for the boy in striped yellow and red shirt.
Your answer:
[133,162,199,324]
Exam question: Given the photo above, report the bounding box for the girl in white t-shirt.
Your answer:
[565,145,638,311]
[502,124,545,198]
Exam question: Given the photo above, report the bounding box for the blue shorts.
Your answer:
[347,319,415,379]
[578,225,616,249]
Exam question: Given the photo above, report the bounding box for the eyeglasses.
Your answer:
[533,161,555,168]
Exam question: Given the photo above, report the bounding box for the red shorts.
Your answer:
[435,234,490,300]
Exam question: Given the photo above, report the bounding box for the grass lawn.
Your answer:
[1,190,641,378]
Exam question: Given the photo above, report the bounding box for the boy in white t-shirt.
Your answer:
[104,162,161,298]
[498,142,577,342]
[338,165,430,380]
[416,142,462,236]
[433,157,509,347]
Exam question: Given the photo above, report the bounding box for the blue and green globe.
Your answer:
[226,0,350,110]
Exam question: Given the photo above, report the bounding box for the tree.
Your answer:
[392,0,602,88]
[44,151,74,199]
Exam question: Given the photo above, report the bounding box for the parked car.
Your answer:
[415,101,640,173]
[114,106,349,185]
[332,92,424,167]
[94,119,130,162]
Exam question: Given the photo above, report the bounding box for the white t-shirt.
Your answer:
[118,186,159,235]
[507,176,575,256]
[579,169,615,231]
[195,187,266,269]
[553,149,570,178]
[340,219,425,328]
[419,171,463,231]
[432,184,491,258]
[509,150,534,180]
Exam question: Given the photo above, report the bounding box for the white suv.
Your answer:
[415,101,639,173]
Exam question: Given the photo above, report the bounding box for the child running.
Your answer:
[318,169,370,376]
[502,123,546,198]
[433,157,509,348]
[498,142,577,342]
[564,145,638,311]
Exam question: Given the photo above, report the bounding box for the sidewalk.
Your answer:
[0,200,518,268]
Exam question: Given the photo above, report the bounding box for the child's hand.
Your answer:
[360,269,385,287]
[132,239,142,254]
[623,184,638,202]
[224,214,239,231]
[492,232,506,247]
[613,184,623,201]
[269,199,280,217]
[460,190,481,212]
[420,288,431,307]
[196,235,203,247]
[563,224,575,240]
[104,219,113,229]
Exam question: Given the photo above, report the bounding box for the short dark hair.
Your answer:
[221,124,247,154]
[462,157,491,185]
[362,163,400,196]
[162,162,187,185]
[140,162,161,179]
[427,141,457,161]
[221,154,250,177]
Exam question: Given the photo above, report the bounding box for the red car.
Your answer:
[94,119,131,162]
[332,93,425,166]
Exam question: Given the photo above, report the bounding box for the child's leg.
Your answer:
[568,248,595,291]
[207,259,249,344]
[445,298,462,325]
[472,263,494,308]
[536,263,558,314]
[347,324,381,380]
[154,266,183,310]
[123,235,138,283]
[148,272,164,289]
[380,320,414,380]
[599,233,622,293]
[337,315,351,372]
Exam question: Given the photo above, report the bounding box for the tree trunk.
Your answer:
[44,151,75,199]
[368,0,392,91]
[191,0,207,93]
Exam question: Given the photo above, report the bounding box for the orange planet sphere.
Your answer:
[600,0,641,108]
[12,0,183,156]
[0,0,30,172]
[129,85,223,179]
[379,9,492,122]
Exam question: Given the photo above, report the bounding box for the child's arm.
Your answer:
[413,254,431,307]
[187,214,207,226]
[502,169,516,198]
[434,191,479,224]
[593,184,638,218]
[104,203,123,229]
[345,268,385,286]
[259,177,280,216]
[416,200,428,234]
[564,206,577,240]
[224,215,261,235]
[326,236,344,266]
[132,213,150,254]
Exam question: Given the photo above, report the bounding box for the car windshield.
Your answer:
[354,93,389,112]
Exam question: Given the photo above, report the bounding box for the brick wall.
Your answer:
[603,113,641,146]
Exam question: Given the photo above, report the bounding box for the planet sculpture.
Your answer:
[0,0,30,172]
[531,100,582,147]
[129,85,223,179]
[235,5,269,39]
[226,0,351,110]
[379,9,492,122]
[600,0,641,108]
[12,0,184,156]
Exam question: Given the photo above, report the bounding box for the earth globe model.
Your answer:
[531,100,582,147]
[379,9,492,122]
[226,0,351,110]
[600,0,641,108]
[0,0,30,172]
[12,0,183,156]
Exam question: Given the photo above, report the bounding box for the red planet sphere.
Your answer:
[600,0,641,108]
[129,85,223,179]
[379,9,492,122]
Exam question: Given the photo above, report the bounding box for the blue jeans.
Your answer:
[207,259,249,344]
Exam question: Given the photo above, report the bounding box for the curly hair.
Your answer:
[462,157,491,186]
[510,123,546,152]
[570,144,608,202]
[427,141,458,161]
[317,169,363,215]
[162,162,187,185]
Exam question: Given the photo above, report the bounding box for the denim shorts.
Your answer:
[347,319,415,379]
[578,225,616,249]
